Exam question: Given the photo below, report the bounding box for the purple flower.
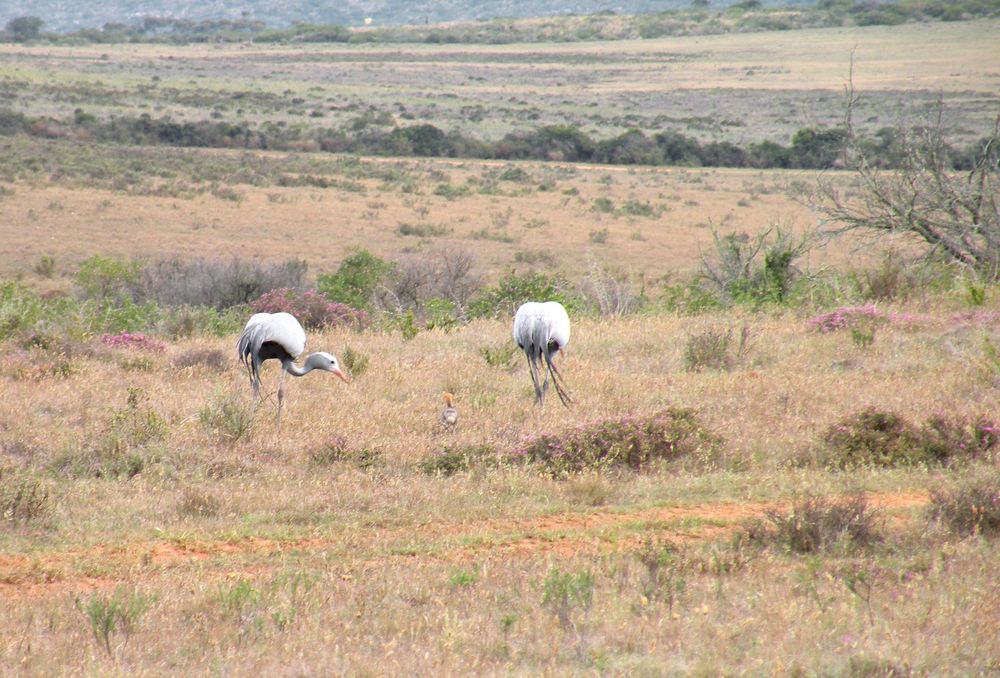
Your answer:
[100,332,165,351]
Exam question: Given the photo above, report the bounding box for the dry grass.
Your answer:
[1,300,999,672]
[0,163,875,283]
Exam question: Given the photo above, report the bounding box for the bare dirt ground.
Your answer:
[0,490,928,599]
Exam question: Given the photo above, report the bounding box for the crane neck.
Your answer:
[282,358,313,377]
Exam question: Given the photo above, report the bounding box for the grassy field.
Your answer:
[1,19,997,145]
[1,17,1000,676]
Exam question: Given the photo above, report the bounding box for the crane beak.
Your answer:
[332,368,350,383]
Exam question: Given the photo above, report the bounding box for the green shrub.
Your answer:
[0,281,45,340]
[513,408,722,477]
[317,249,395,312]
[339,346,369,377]
[77,586,155,657]
[308,436,383,469]
[634,539,686,609]
[928,471,1000,536]
[51,388,169,480]
[542,568,594,629]
[75,255,141,302]
[467,271,577,319]
[33,254,55,278]
[699,225,809,306]
[659,280,725,315]
[480,341,517,369]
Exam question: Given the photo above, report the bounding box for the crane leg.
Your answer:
[276,370,286,433]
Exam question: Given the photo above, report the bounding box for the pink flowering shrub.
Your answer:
[512,408,722,477]
[100,332,166,351]
[808,304,928,333]
[250,288,369,330]
[950,310,1000,325]
[822,407,998,468]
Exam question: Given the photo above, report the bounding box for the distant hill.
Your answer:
[3,0,812,33]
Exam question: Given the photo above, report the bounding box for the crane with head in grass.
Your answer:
[237,312,348,430]
[513,301,572,407]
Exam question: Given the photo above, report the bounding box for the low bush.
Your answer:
[100,331,166,351]
[161,305,245,338]
[418,444,498,476]
[52,389,166,479]
[541,568,594,630]
[512,408,722,477]
[172,348,228,372]
[682,325,750,372]
[821,408,998,469]
[744,493,881,554]
[339,346,369,377]
[75,255,142,302]
[927,470,1000,537]
[199,391,255,444]
[0,281,47,340]
[250,288,368,329]
[480,342,517,369]
[807,303,927,333]
[176,487,221,517]
[76,586,154,657]
[308,436,383,469]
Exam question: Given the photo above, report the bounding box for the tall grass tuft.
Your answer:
[199,391,255,444]
[745,493,881,554]
[0,468,50,527]
[927,471,1000,536]
[76,586,155,657]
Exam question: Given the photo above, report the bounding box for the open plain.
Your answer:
[0,16,998,676]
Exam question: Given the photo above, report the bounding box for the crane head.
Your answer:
[306,352,350,382]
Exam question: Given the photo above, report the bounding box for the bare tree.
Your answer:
[388,247,482,318]
[814,59,1000,278]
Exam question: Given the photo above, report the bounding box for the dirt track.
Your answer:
[0,490,929,598]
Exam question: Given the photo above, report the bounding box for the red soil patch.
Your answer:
[0,490,929,598]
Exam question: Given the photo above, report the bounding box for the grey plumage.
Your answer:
[236,312,348,429]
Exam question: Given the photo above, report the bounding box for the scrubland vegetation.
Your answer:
[1,11,999,676]
[5,0,1000,45]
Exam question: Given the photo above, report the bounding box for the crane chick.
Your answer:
[435,392,459,433]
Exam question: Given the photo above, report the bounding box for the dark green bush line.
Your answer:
[6,0,999,46]
[0,109,985,171]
